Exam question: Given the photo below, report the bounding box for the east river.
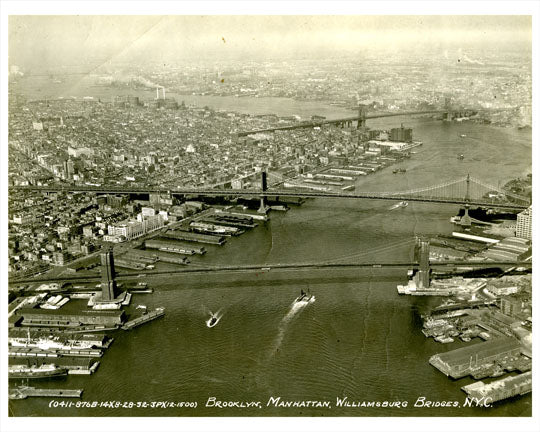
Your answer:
[9,78,532,417]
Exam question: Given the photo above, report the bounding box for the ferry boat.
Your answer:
[9,364,68,379]
[9,333,97,351]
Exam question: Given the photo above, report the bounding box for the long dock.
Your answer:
[145,238,206,255]
[214,209,268,221]
[161,229,226,245]
[122,307,165,330]
[461,371,532,403]
[200,216,257,229]
[9,346,103,358]
[9,386,83,399]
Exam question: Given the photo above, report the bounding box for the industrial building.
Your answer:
[16,308,126,328]
[429,337,521,379]
[389,124,413,143]
[475,236,531,262]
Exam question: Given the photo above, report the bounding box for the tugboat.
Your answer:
[295,289,315,304]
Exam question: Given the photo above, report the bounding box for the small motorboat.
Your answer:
[457,154,465,160]
[389,201,408,210]
[206,312,220,328]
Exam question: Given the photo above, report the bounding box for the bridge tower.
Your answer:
[100,248,118,301]
[258,171,269,214]
[357,105,367,129]
[460,174,472,227]
[414,238,431,289]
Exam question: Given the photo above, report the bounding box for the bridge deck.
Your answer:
[236,109,467,136]
[10,185,529,210]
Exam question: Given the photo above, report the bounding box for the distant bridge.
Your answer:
[10,174,530,210]
[236,107,477,136]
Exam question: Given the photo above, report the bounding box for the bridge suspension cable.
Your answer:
[325,238,416,263]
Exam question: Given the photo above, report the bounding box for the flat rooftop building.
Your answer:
[429,336,521,379]
[17,307,125,327]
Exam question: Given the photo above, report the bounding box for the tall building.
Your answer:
[389,124,413,143]
[100,248,117,301]
[516,206,532,240]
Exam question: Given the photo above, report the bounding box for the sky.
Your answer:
[8,15,532,71]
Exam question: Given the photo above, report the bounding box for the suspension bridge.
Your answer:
[11,173,531,211]
[236,106,478,136]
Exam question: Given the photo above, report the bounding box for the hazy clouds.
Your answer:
[9,15,532,71]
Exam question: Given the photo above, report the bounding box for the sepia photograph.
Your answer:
[2,2,538,432]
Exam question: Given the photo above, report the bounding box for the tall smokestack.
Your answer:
[162,87,166,99]
[156,87,159,99]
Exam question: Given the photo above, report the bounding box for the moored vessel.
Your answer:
[9,363,68,379]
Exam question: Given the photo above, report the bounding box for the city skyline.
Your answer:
[9,15,532,71]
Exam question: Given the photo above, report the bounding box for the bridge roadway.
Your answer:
[236,110,450,136]
[8,261,531,285]
[11,185,529,210]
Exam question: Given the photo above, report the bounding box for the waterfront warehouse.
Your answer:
[429,337,521,379]
[161,229,226,245]
[461,371,532,403]
[16,308,125,328]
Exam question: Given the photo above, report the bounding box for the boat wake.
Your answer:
[389,201,408,210]
[206,309,223,328]
[269,295,315,357]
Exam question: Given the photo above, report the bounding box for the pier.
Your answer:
[161,229,226,245]
[122,307,165,330]
[9,386,83,399]
[9,346,104,358]
[461,371,532,403]
[145,238,206,255]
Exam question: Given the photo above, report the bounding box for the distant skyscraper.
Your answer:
[100,248,117,301]
[66,159,74,179]
[516,206,532,240]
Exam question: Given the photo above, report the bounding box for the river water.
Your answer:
[9,78,532,417]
